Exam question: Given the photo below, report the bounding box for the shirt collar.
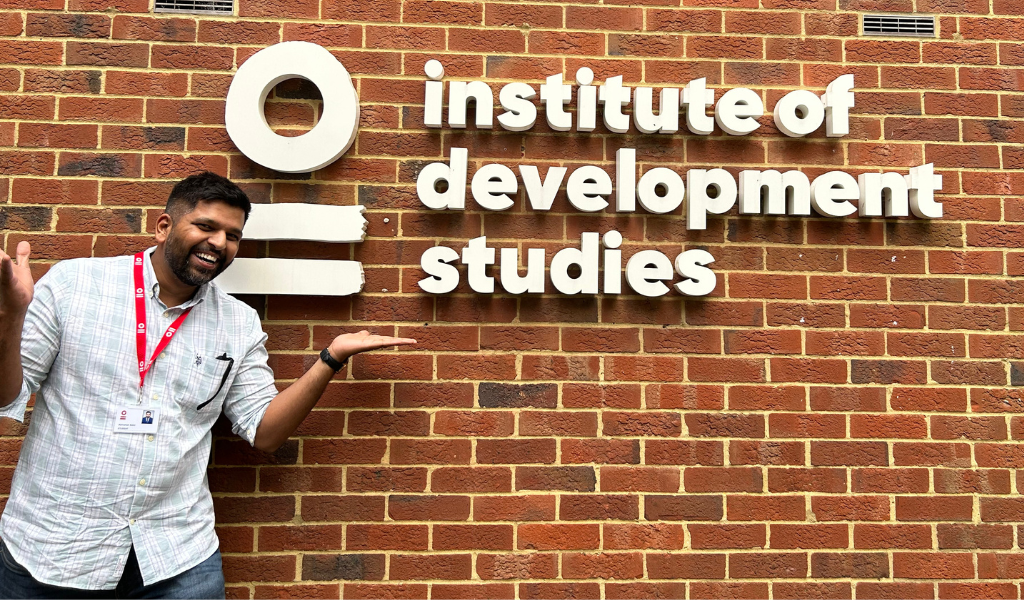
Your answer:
[143,247,208,310]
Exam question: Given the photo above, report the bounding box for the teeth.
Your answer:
[195,252,217,264]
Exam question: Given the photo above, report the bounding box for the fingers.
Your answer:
[362,337,416,350]
[15,241,30,268]
[388,337,417,345]
[0,252,11,284]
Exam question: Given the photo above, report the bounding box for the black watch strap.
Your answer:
[320,347,347,372]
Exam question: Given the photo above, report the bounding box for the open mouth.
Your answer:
[192,251,220,269]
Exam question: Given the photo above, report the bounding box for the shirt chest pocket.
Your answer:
[176,348,235,415]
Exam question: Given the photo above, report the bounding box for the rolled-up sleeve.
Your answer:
[0,265,66,422]
[221,310,278,445]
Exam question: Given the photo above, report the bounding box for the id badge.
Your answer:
[113,407,159,434]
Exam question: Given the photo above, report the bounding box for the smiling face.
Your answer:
[155,200,246,288]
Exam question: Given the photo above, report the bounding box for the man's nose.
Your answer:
[208,230,227,249]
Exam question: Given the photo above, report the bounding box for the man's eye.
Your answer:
[196,224,212,231]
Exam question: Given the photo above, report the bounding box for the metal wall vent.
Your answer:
[154,0,233,15]
[863,14,936,37]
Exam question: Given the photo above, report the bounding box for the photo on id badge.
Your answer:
[114,407,159,434]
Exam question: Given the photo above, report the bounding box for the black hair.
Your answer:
[165,172,251,222]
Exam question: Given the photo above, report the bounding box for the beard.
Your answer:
[164,231,231,287]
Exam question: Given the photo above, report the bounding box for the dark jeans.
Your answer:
[0,539,225,599]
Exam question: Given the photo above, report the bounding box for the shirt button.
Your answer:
[151,393,159,401]
[139,479,146,486]
[147,435,154,442]
[129,519,136,525]
[163,311,171,318]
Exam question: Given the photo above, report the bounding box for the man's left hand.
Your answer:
[329,330,417,364]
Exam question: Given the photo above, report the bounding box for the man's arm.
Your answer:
[252,330,416,453]
[0,242,33,407]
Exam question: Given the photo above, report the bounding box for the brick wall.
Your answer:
[2,0,1024,598]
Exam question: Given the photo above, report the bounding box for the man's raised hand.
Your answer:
[329,330,417,363]
[0,241,33,319]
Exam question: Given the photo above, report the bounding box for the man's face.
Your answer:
[158,200,245,288]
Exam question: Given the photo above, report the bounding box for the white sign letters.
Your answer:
[221,44,945,299]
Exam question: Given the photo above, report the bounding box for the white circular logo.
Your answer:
[138,324,145,331]
[225,41,360,174]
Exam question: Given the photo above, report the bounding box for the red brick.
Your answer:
[389,554,471,581]
[891,387,967,412]
[688,357,765,383]
[769,413,844,439]
[893,553,975,579]
[729,552,807,579]
[518,524,599,551]
[432,467,510,493]
[812,496,890,522]
[384,495,467,522]
[516,466,595,492]
[343,584,425,600]
[855,524,932,550]
[433,524,513,551]
[347,467,427,493]
[684,467,761,493]
[768,468,847,493]
[0,40,63,65]
[519,583,600,600]
[521,411,597,437]
[938,524,1013,550]
[476,553,557,580]
[561,552,643,580]
[563,439,640,465]
[851,414,927,439]
[60,97,144,123]
[449,28,523,53]
[600,466,679,492]
[897,496,973,522]
[603,523,684,550]
[934,468,1011,494]
[259,525,341,552]
[691,524,765,549]
[893,442,971,468]
[646,553,726,579]
[688,36,762,59]
[726,495,804,521]
[772,524,848,549]
[301,496,384,522]
[603,411,681,437]
[473,495,555,522]
[810,386,885,411]
[477,438,556,464]
[855,582,934,599]
[811,552,888,578]
[222,555,296,583]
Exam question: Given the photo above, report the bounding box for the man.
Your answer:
[141,411,153,425]
[0,172,415,598]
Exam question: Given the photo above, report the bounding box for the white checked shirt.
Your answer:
[0,248,278,589]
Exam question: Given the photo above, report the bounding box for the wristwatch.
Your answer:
[319,347,348,372]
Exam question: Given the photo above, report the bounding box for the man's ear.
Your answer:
[154,213,174,244]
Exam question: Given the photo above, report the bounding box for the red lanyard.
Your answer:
[134,252,193,389]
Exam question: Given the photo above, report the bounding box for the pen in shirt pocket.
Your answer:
[197,353,233,411]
